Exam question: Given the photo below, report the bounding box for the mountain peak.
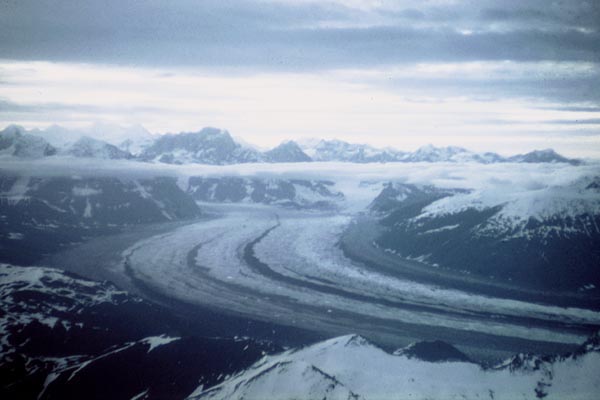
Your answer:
[140,127,262,165]
[265,140,312,162]
[1,124,26,138]
[0,126,56,158]
[509,148,580,165]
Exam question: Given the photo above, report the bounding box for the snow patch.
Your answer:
[141,335,181,353]
[72,186,102,196]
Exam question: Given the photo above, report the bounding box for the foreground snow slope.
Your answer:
[0,264,281,400]
[189,333,600,400]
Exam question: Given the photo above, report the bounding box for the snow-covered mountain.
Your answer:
[140,128,263,165]
[369,179,600,292]
[67,136,133,159]
[86,122,154,148]
[188,333,600,400]
[403,144,470,162]
[508,148,581,165]
[1,124,584,165]
[0,125,57,158]
[30,122,155,151]
[264,141,312,162]
[299,139,583,165]
[301,139,407,163]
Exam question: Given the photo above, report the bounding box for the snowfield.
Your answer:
[188,334,600,400]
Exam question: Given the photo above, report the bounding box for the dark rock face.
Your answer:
[0,264,282,400]
[395,340,471,363]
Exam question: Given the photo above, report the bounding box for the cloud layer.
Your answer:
[2,0,599,67]
[0,1,599,156]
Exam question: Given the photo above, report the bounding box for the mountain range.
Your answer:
[367,180,600,292]
[0,124,583,165]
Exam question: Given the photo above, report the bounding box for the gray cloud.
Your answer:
[0,99,165,115]
[539,106,600,112]
[547,118,600,125]
[1,0,599,129]
[1,0,599,69]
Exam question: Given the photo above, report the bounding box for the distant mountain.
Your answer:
[187,333,600,400]
[264,141,311,162]
[369,180,600,291]
[299,139,583,165]
[302,139,407,162]
[68,136,133,159]
[508,149,581,165]
[86,122,153,147]
[0,125,57,158]
[140,127,263,165]
[29,122,154,151]
[119,136,155,156]
[187,177,343,210]
[0,124,584,165]
[403,144,470,162]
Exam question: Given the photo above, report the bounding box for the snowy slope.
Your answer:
[415,177,600,238]
[189,333,600,400]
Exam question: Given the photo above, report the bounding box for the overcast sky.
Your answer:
[1,0,599,156]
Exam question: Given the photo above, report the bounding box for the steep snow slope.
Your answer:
[189,333,600,400]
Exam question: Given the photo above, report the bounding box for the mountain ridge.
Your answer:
[0,124,584,165]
